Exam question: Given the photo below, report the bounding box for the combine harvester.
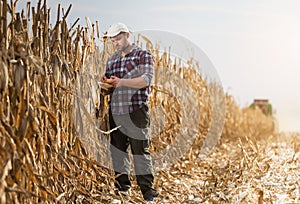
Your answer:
[250,99,279,132]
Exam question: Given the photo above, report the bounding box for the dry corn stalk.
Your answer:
[0,0,276,203]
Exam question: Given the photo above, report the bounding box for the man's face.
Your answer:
[110,32,128,52]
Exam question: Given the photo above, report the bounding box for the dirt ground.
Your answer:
[111,132,300,203]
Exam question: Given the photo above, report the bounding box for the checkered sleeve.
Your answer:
[105,59,112,78]
[139,51,154,86]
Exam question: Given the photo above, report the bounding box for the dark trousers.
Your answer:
[109,105,156,197]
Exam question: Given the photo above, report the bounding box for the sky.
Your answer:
[17,0,300,132]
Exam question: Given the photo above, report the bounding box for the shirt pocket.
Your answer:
[126,57,142,78]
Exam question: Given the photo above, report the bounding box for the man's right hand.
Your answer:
[100,75,107,83]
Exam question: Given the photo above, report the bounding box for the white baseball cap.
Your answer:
[104,22,131,37]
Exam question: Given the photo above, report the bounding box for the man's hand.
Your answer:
[110,76,122,87]
[100,75,107,83]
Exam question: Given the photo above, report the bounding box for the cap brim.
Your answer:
[103,30,132,38]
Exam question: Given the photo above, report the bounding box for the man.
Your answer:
[100,22,158,202]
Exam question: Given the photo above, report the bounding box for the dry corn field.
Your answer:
[0,1,299,203]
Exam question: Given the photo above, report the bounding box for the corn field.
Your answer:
[1,1,299,203]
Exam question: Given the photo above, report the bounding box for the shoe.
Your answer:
[143,189,158,202]
[145,197,154,202]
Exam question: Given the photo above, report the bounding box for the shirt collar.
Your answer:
[116,43,138,57]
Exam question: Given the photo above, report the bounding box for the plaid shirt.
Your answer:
[105,44,154,115]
